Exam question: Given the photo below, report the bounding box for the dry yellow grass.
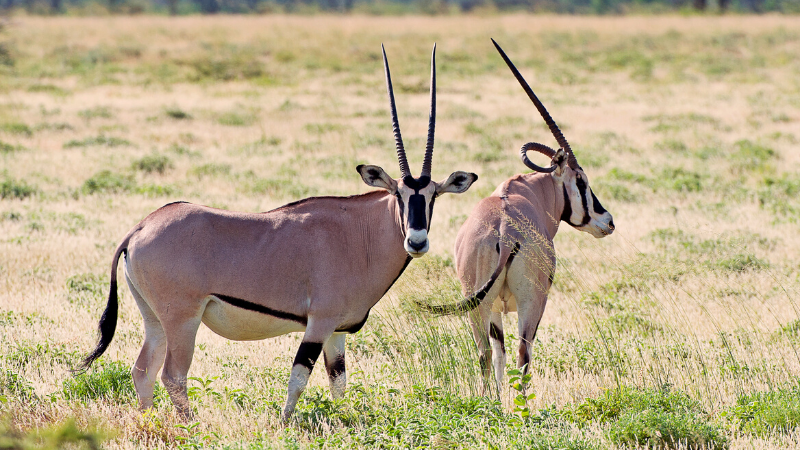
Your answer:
[1,14,799,449]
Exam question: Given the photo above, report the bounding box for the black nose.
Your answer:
[408,239,427,251]
[608,219,615,230]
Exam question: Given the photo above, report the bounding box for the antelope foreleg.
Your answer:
[282,340,324,421]
[323,334,346,399]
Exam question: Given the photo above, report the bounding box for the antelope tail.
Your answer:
[417,241,520,315]
[79,230,136,370]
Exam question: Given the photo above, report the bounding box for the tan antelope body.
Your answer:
[80,44,477,420]
[421,40,614,393]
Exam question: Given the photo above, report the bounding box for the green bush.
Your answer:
[63,361,135,404]
[131,153,173,174]
[81,170,135,194]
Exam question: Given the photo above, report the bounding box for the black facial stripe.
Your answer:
[293,341,323,372]
[489,323,505,353]
[591,191,607,215]
[324,353,346,379]
[427,196,435,231]
[403,175,431,190]
[575,176,591,225]
[560,184,573,224]
[407,194,427,231]
[396,193,405,227]
[213,293,307,325]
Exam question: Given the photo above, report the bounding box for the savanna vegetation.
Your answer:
[1,14,799,449]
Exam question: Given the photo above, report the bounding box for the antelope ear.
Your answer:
[357,164,398,193]
[552,148,568,177]
[436,171,478,196]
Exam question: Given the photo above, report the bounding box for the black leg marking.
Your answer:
[489,323,505,354]
[213,293,307,324]
[324,353,346,379]
[293,342,323,372]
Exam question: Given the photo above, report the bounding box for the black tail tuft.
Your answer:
[79,278,119,370]
[416,242,520,316]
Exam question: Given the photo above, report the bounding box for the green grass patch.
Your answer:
[63,360,135,404]
[81,170,135,195]
[725,386,800,436]
[27,83,70,96]
[63,135,132,148]
[565,386,727,450]
[189,163,231,178]
[0,140,26,154]
[0,176,37,200]
[66,273,106,310]
[131,153,173,174]
[78,106,113,121]
[0,122,33,137]
[0,369,37,401]
[217,110,257,127]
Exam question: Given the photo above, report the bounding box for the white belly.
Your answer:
[201,296,306,341]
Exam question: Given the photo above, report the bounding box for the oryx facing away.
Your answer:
[80,44,478,421]
[419,39,614,393]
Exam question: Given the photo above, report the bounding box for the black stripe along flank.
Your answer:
[212,293,307,325]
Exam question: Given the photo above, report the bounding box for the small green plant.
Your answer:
[131,153,173,174]
[508,366,536,425]
[81,170,135,195]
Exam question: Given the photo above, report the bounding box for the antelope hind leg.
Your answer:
[160,313,203,420]
[128,282,167,411]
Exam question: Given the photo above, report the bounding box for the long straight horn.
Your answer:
[382,44,411,178]
[491,38,580,170]
[421,43,436,179]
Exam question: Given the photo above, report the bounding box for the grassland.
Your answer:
[1,14,800,449]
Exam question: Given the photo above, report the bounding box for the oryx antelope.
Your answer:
[420,39,614,392]
[80,44,478,420]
